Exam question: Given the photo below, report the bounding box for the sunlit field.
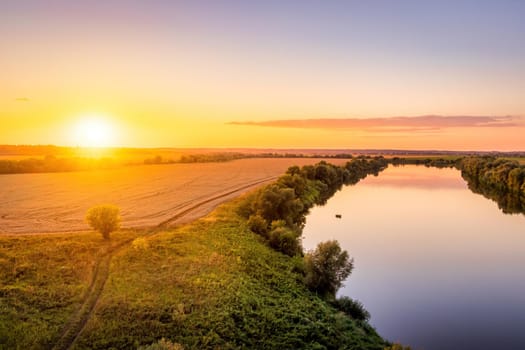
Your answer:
[0,158,344,234]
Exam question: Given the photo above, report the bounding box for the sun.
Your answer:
[73,115,115,147]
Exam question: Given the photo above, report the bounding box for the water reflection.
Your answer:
[462,174,525,215]
[302,165,525,350]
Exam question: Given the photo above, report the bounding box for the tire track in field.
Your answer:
[157,175,278,227]
[51,238,135,350]
[52,175,277,350]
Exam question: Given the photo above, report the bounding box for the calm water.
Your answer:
[302,165,525,350]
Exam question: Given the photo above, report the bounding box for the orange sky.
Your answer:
[1,1,524,150]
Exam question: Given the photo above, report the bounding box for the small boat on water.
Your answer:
[335,214,342,219]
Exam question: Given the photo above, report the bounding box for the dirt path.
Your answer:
[157,175,278,227]
[52,241,124,350]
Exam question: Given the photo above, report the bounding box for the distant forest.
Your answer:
[0,156,118,174]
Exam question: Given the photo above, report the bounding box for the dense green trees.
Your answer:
[241,157,388,257]
[304,240,354,299]
[268,225,302,257]
[241,157,388,312]
[460,157,525,214]
[461,157,524,192]
[390,157,460,168]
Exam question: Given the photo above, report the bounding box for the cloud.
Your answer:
[228,115,525,132]
[14,97,30,102]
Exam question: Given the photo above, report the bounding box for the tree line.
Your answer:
[0,156,117,174]
[460,157,525,214]
[239,157,388,307]
[146,152,358,165]
[390,156,461,168]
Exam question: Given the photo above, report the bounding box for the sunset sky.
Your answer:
[1,0,524,150]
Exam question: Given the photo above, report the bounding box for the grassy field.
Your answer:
[0,230,143,348]
[0,198,387,350]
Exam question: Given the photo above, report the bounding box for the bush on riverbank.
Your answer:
[333,296,371,321]
[461,157,525,194]
[304,240,354,299]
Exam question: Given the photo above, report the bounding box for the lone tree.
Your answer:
[86,204,121,240]
[304,240,354,299]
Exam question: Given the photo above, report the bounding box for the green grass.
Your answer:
[0,230,142,349]
[74,201,386,349]
[1,201,387,350]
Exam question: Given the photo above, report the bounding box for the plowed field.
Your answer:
[0,158,340,234]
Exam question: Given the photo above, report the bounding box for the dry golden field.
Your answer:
[0,158,342,234]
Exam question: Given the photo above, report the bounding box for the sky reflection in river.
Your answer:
[302,165,525,350]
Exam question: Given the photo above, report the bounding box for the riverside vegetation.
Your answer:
[460,156,525,214]
[0,157,395,349]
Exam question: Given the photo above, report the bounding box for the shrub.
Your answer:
[86,204,121,240]
[384,344,412,350]
[247,214,268,237]
[138,338,184,350]
[304,240,354,299]
[268,226,302,257]
[237,192,257,218]
[270,219,287,230]
[333,296,370,321]
[290,255,306,277]
[253,184,304,227]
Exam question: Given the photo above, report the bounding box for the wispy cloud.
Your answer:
[228,115,524,133]
[14,97,30,102]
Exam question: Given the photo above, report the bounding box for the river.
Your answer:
[302,165,525,350]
